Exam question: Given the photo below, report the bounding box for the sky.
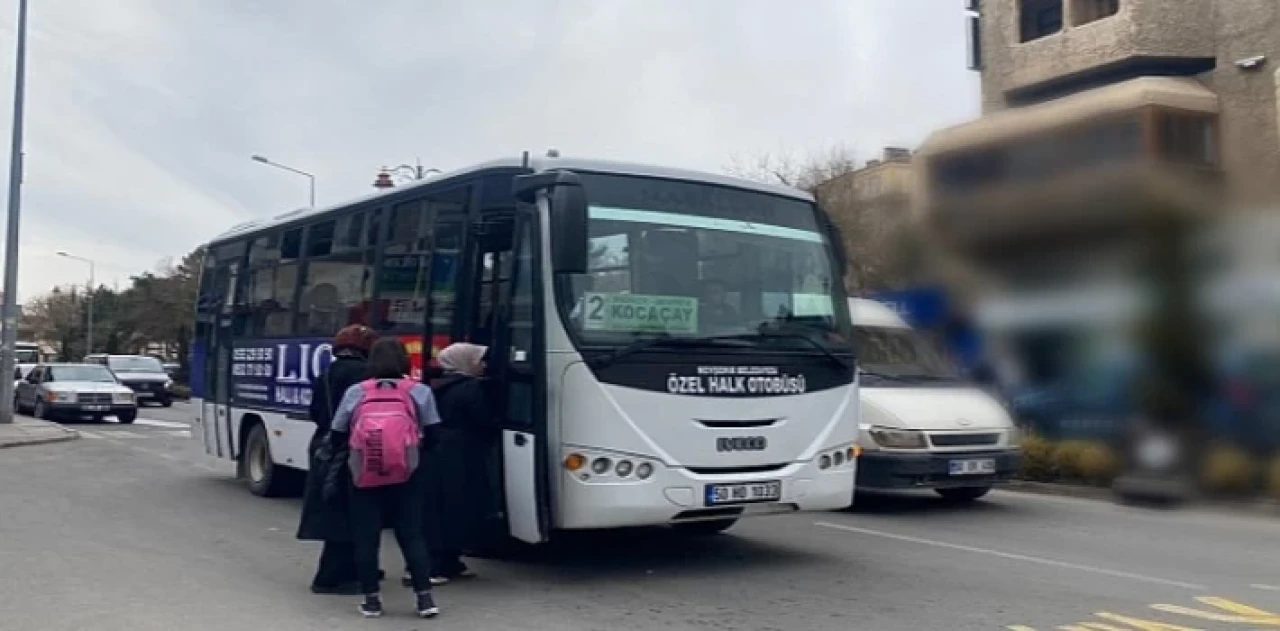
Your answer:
[0,0,979,301]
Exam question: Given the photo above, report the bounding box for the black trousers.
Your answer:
[349,476,433,595]
[312,541,357,587]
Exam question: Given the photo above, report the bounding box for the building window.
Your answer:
[1019,0,1063,42]
[1071,0,1119,26]
[1156,111,1218,168]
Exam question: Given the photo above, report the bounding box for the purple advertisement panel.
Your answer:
[231,338,334,412]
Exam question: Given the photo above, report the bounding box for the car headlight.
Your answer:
[867,427,928,449]
[113,392,135,404]
[47,390,76,403]
[163,380,173,390]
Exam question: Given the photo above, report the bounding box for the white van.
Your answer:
[850,298,1020,501]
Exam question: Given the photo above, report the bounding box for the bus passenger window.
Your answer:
[297,250,374,335]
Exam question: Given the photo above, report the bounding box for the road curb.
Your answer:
[1003,479,1280,515]
[0,422,80,450]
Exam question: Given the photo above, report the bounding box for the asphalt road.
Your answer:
[2,402,1278,630]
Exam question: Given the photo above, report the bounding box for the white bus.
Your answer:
[191,155,859,545]
[13,342,41,364]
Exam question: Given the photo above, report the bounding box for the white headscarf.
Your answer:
[437,342,488,376]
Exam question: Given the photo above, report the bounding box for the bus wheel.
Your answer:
[672,518,738,536]
[241,423,298,497]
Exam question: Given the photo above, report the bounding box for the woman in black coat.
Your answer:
[296,324,376,595]
[419,342,497,584]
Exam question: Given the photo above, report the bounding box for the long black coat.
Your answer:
[296,355,367,542]
[423,373,499,552]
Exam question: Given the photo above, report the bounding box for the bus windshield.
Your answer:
[561,173,849,350]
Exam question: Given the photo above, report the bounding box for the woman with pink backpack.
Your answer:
[324,338,443,619]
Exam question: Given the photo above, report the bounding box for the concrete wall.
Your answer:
[978,0,1280,203]
[981,0,1213,110]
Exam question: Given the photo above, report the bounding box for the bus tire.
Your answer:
[241,422,299,498]
[672,518,739,536]
[936,486,991,502]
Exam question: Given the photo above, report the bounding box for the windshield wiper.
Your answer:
[752,323,853,371]
[589,334,754,369]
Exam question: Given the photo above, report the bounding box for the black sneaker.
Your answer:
[416,591,440,618]
[359,594,384,618]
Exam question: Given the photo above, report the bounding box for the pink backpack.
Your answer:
[347,378,422,489]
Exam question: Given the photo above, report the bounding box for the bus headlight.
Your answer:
[819,454,832,470]
[591,457,612,475]
[636,462,654,480]
[868,427,927,449]
[564,453,587,471]
[615,460,634,477]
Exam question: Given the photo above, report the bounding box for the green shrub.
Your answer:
[1201,444,1258,494]
[1018,433,1056,481]
[1267,456,1280,500]
[1053,440,1092,481]
[1076,443,1121,486]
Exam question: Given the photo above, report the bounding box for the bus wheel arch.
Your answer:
[237,415,301,498]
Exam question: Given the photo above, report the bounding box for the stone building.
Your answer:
[913,0,1280,386]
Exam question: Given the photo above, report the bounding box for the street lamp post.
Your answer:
[57,252,95,357]
[251,155,316,207]
[0,0,30,424]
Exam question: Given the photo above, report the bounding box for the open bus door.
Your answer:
[493,208,550,544]
[462,207,550,546]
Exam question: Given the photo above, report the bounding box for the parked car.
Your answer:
[15,363,138,423]
[84,354,174,407]
[13,363,35,392]
[849,298,1021,502]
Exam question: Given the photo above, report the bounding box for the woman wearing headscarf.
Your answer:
[417,342,497,585]
[297,324,378,595]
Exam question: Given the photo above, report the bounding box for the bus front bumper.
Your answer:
[556,456,855,530]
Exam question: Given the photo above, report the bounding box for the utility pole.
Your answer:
[0,0,30,424]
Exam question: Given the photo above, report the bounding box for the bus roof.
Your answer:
[208,155,814,246]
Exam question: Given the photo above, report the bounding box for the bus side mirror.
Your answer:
[513,170,588,275]
[818,208,848,278]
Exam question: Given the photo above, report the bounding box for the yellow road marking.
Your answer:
[1150,596,1280,625]
[1092,613,1203,630]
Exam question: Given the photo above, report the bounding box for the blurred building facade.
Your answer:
[914,0,1280,438]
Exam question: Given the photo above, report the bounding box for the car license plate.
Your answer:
[705,480,782,506]
[949,459,996,476]
[136,391,153,398]
[82,405,108,412]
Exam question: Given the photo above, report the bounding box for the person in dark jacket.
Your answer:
[296,324,377,595]
[325,338,444,619]
[420,342,497,585]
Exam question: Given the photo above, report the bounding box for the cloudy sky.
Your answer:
[0,0,978,300]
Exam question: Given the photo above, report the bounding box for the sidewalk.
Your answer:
[1004,479,1280,515]
[0,417,79,449]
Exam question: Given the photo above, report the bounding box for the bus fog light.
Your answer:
[591,457,612,474]
[615,460,634,477]
[564,453,587,471]
[833,451,845,466]
[819,455,832,469]
[636,462,654,479]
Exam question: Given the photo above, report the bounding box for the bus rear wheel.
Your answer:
[672,518,739,536]
[241,423,299,497]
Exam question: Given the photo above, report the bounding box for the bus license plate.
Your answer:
[705,480,782,506]
[949,459,996,476]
